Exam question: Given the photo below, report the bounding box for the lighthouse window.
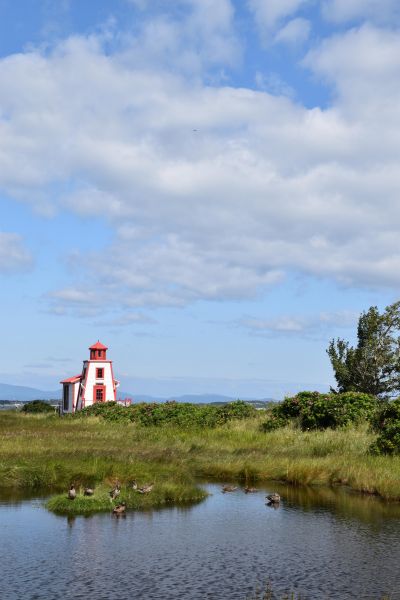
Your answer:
[96,368,104,379]
[96,388,104,401]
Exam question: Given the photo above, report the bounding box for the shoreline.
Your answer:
[1,411,400,513]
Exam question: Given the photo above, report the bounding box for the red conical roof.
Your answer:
[89,340,108,350]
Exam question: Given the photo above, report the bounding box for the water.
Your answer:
[1,484,400,600]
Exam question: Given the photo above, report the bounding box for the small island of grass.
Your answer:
[47,482,208,516]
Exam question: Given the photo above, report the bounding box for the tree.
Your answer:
[21,400,54,413]
[327,301,400,397]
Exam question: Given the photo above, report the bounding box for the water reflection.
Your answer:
[1,484,400,599]
[265,501,280,510]
[0,487,50,505]
[66,515,76,529]
[270,482,400,523]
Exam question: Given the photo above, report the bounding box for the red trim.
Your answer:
[89,341,108,350]
[60,374,82,384]
[93,385,106,403]
[86,360,113,363]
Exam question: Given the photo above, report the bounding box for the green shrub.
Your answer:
[77,400,256,428]
[261,391,378,431]
[21,400,54,414]
[371,398,400,455]
[215,400,255,423]
[131,401,203,427]
[260,413,288,432]
[78,401,131,422]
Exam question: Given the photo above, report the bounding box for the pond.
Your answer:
[1,483,400,599]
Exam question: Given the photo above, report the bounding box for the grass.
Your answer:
[47,482,207,515]
[1,411,400,514]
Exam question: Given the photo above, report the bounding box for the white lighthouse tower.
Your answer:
[60,341,119,413]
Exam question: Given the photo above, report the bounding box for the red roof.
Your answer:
[89,341,108,350]
[60,374,82,384]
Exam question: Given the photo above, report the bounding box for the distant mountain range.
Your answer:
[0,382,275,405]
[0,383,60,401]
[128,393,276,406]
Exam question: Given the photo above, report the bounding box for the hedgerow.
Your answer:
[77,400,255,428]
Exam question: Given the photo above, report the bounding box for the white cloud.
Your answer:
[51,289,97,304]
[120,0,240,74]
[0,233,33,273]
[304,24,400,127]
[322,0,400,25]
[47,288,101,317]
[248,0,310,34]
[92,312,157,327]
[1,24,400,313]
[255,71,295,97]
[274,18,311,45]
[237,310,357,337]
[304,25,400,95]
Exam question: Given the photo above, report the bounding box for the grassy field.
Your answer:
[1,411,400,513]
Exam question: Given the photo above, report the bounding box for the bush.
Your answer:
[260,414,288,432]
[21,400,55,414]
[260,391,379,431]
[79,402,131,423]
[77,400,256,428]
[214,400,256,424]
[371,398,400,455]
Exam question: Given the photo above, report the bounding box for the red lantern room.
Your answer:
[89,340,108,361]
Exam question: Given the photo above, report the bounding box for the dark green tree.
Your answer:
[327,301,400,397]
[21,400,54,413]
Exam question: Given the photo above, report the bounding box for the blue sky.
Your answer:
[1,0,400,398]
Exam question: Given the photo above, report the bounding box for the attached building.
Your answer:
[60,341,119,413]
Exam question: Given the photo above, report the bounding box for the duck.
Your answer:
[112,502,126,515]
[84,487,94,496]
[109,481,121,500]
[266,492,281,504]
[222,485,237,493]
[67,485,76,500]
[138,484,154,494]
[244,487,258,493]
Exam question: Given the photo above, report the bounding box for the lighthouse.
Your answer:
[60,341,119,413]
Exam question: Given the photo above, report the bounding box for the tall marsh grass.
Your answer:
[1,411,400,505]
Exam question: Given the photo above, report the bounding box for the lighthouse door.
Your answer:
[93,385,106,403]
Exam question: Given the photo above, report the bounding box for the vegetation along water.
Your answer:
[2,393,400,516]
